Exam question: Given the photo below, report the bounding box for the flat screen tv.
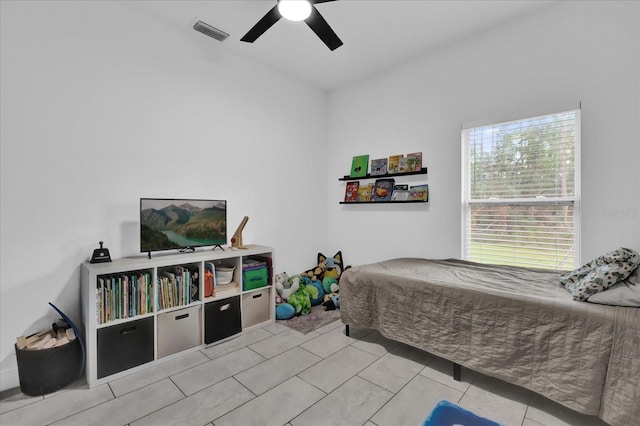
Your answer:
[140,198,227,255]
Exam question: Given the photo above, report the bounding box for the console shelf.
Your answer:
[81,245,274,388]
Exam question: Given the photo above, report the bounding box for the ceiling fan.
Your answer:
[241,0,343,51]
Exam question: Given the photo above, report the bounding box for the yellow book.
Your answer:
[388,155,403,174]
[357,183,374,202]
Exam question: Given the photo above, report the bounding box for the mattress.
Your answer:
[339,258,640,426]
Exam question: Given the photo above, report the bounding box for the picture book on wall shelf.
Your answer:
[406,152,423,172]
[350,155,369,177]
[397,157,410,174]
[391,184,409,201]
[370,158,388,176]
[344,181,359,202]
[388,155,403,174]
[373,178,395,202]
[357,183,374,202]
[409,184,429,201]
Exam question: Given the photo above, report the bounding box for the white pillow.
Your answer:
[588,267,640,307]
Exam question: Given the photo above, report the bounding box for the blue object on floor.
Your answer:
[423,400,501,426]
[49,302,85,378]
[276,303,296,320]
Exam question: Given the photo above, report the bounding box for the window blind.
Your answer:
[462,110,580,270]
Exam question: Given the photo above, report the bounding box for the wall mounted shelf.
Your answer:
[339,167,428,204]
[338,167,428,181]
[339,200,427,205]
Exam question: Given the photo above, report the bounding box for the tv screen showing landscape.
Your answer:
[140,198,227,253]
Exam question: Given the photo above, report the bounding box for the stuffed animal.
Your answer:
[275,272,299,301]
[303,251,344,288]
[275,303,295,320]
[286,276,318,316]
[322,293,340,311]
[318,251,343,282]
[274,272,288,288]
[303,265,324,282]
[302,276,324,306]
[322,276,339,294]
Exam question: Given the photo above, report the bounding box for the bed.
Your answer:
[339,258,640,426]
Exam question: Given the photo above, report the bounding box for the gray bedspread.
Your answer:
[339,258,640,426]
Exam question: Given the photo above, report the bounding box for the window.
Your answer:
[462,110,580,270]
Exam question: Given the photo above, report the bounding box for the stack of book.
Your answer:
[213,282,239,298]
[97,271,153,324]
[157,265,199,311]
[207,262,239,298]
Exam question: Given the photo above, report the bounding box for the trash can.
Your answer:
[15,338,82,396]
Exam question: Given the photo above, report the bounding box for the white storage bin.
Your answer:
[242,288,270,328]
[157,305,202,359]
[215,266,235,285]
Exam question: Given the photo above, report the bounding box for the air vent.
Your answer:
[193,20,229,42]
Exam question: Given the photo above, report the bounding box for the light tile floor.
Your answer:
[0,320,609,426]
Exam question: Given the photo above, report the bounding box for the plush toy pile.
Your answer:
[275,251,344,320]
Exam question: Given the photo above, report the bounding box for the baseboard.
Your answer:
[0,366,19,393]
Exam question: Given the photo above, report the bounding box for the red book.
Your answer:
[344,181,359,202]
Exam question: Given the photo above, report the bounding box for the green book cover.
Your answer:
[350,154,369,177]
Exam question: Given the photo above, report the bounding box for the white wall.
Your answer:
[0,1,328,390]
[326,1,640,266]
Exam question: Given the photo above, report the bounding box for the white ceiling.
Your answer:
[131,0,556,92]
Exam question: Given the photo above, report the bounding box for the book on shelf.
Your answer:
[97,271,152,324]
[357,183,374,202]
[175,265,186,305]
[409,184,429,201]
[397,157,410,174]
[214,282,240,298]
[139,273,145,315]
[388,154,403,174]
[160,271,176,309]
[350,154,369,177]
[370,158,388,176]
[373,178,395,202]
[391,184,409,201]
[406,152,422,172]
[97,277,104,324]
[187,265,199,302]
[157,265,198,310]
[344,181,359,202]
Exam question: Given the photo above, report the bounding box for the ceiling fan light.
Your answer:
[277,0,312,22]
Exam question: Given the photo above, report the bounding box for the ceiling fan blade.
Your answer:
[240,5,281,43]
[310,0,338,4]
[305,7,343,51]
